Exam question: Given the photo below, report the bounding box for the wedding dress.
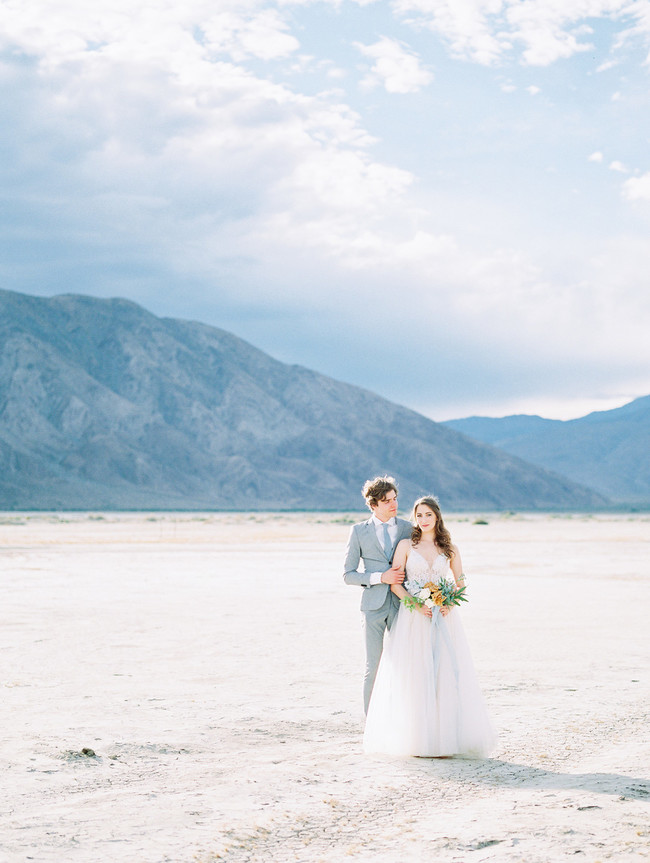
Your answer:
[363,547,497,757]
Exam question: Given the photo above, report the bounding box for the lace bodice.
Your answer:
[404,547,454,593]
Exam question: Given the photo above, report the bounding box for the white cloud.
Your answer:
[393,0,650,67]
[615,0,650,64]
[1,0,649,419]
[0,0,450,299]
[201,8,299,61]
[623,171,650,200]
[609,160,628,172]
[527,84,541,95]
[393,0,507,65]
[356,36,433,93]
[588,151,604,162]
[505,0,597,66]
[0,1,300,67]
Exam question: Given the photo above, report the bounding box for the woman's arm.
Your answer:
[390,541,432,617]
[388,539,409,599]
[449,544,466,589]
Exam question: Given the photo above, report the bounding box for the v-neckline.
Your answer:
[410,546,445,570]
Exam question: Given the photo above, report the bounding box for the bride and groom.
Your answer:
[343,475,496,758]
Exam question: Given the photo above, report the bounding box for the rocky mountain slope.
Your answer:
[0,289,609,510]
[444,396,650,504]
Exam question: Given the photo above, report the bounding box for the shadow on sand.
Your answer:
[409,758,650,800]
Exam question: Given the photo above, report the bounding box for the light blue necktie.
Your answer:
[382,522,392,558]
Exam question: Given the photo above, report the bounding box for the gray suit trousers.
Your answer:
[362,590,398,714]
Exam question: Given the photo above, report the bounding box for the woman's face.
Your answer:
[415,504,437,533]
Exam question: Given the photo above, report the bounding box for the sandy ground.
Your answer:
[0,511,648,863]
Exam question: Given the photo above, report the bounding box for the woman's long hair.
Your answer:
[410,496,454,559]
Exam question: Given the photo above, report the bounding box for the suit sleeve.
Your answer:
[343,525,370,587]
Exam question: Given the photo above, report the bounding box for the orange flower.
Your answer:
[423,581,444,606]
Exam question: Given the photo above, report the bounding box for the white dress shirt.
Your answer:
[368,514,398,585]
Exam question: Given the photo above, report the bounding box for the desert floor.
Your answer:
[1,511,648,863]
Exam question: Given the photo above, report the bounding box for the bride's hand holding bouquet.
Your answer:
[402,579,467,618]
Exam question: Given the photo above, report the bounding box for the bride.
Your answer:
[363,496,497,758]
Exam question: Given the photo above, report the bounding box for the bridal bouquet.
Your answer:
[402,578,467,612]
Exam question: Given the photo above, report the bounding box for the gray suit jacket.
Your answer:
[343,517,412,613]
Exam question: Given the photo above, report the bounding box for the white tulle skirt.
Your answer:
[363,604,497,758]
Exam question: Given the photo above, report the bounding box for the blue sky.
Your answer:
[1,0,649,420]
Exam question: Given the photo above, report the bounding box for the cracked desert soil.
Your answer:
[1,512,648,863]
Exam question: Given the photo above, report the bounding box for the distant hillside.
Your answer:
[0,289,609,510]
[445,397,650,504]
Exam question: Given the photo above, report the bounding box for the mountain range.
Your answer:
[0,288,610,511]
[444,396,650,505]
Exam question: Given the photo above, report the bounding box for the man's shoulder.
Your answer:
[350,517,373,531]
[397,517,411,528]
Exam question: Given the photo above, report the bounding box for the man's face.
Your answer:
[372,489,398,522]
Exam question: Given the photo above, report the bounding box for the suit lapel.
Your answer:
[388,522,404,560]
[392,520,411,558]
[364,519,389,562]
[399,519,412,543]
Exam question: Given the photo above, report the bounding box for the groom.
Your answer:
[343,476,412,714]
